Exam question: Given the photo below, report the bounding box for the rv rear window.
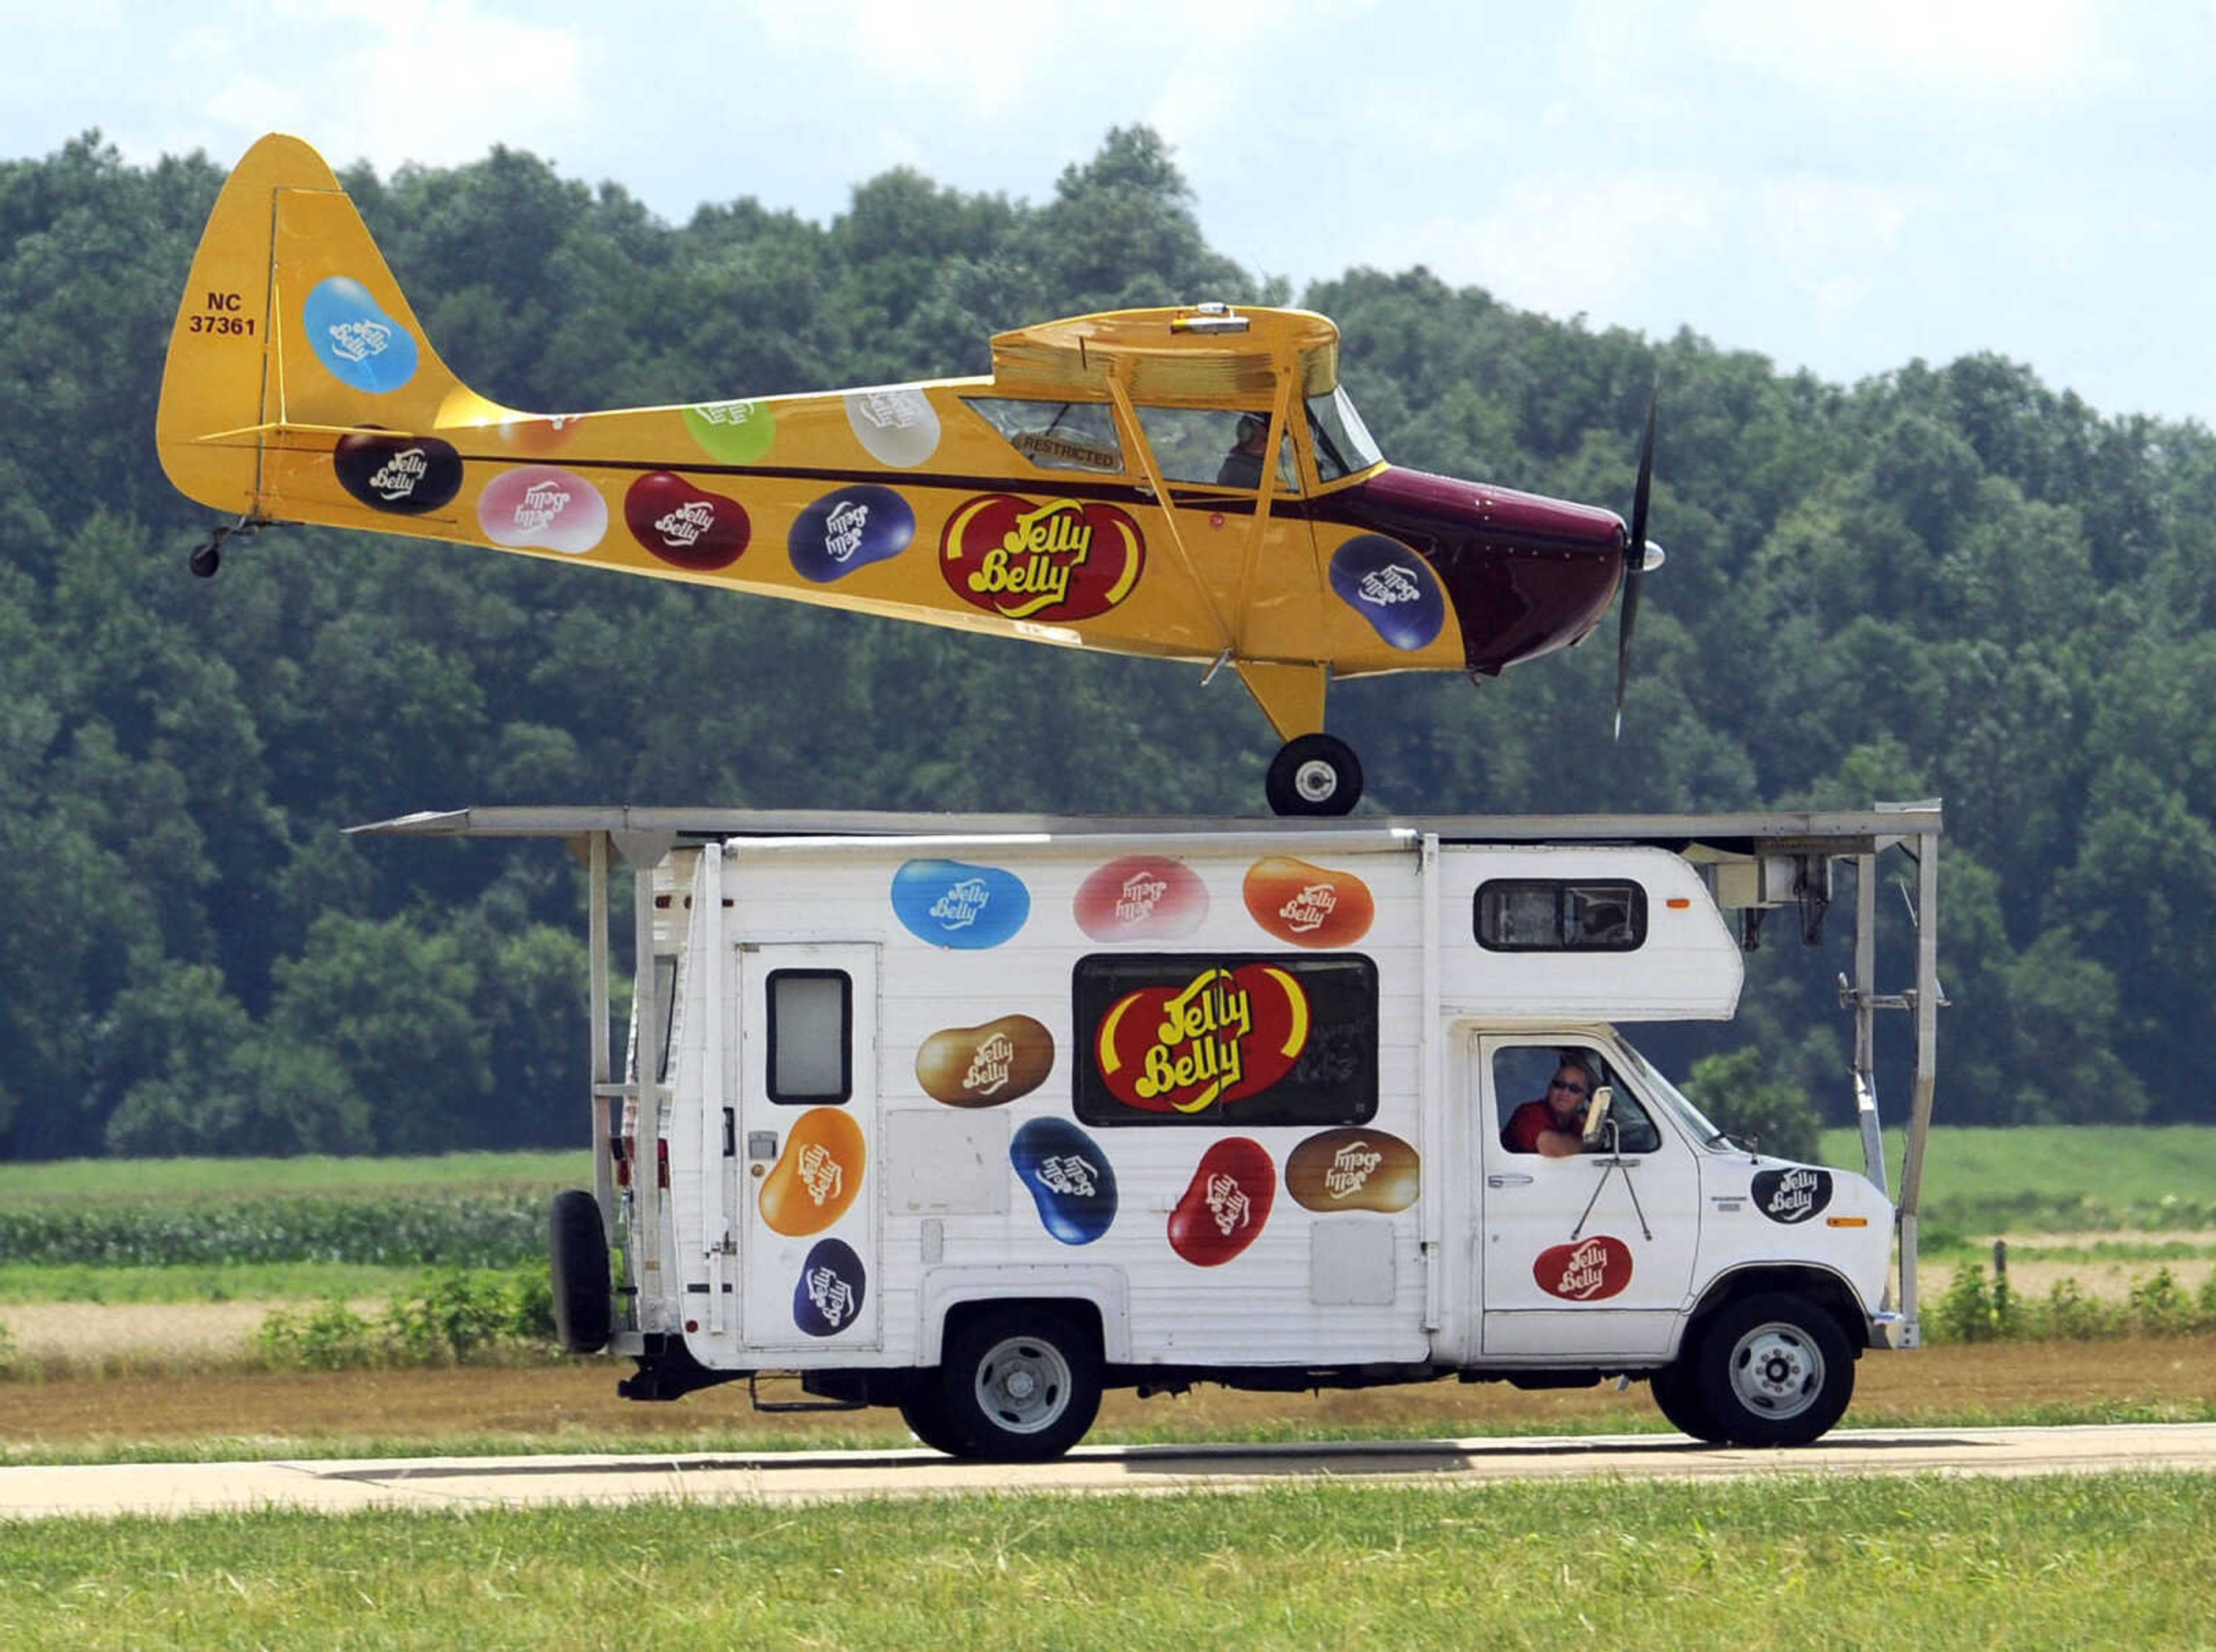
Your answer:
[1072,953,1377,1127]
[766,969,852,1104]
[1475,881,1647,952]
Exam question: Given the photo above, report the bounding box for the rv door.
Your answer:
[736,943,882,1351]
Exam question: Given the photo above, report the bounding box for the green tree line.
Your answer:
[2,128,2209,1159]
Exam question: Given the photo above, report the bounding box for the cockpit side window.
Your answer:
[963,398,1125,474]
[1131,405,1301,494]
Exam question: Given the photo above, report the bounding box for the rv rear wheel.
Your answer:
[939,1307,1101,1462]
[1691,1291,1854,1447]
[1648,1360,1727,1443]
[548,1190,611,1355]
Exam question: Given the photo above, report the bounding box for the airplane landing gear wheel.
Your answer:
[1266,734,1362,816]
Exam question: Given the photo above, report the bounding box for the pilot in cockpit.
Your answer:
[1215,411,1271,488]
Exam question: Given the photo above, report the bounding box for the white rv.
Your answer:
[360,805,1942,1459]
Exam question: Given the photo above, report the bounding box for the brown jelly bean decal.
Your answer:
[1284,1128,1419,1213]
[914,1015,1054,1107]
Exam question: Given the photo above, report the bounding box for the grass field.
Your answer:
[2,1475,2212,1648]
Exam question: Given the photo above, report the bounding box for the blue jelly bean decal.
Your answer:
[891,859,1030,949]
[1328,534,1445,651]
[789,485,916,583]
[1012,1118,1117,1246]
[302,276,420,394]
[793,1238,867,1336]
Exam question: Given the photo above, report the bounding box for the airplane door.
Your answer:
[738,943,881,1350]
[1474,1035,1701,1359]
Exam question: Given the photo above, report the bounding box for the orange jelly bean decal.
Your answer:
[1242,856,1375,948]
[758,1107,866,1236]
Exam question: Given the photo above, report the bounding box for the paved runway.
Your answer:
[6,1423,2215,1520]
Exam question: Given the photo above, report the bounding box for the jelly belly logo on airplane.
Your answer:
[941,495,1145,623]
[1534,1236,1634,1301]
[1094,964,1308,1115]
[890,859,1031,949]
[623,473,750,572]
[332,432,463,515]
[302,275,418,394]
[1753,1166,1833,1225]
[1329,534,1445,651]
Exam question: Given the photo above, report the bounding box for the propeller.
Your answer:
[1613,392,1660,739]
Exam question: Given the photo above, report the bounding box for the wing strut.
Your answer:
[1102,368,1238,658]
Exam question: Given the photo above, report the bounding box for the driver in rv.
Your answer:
[1503,1051,1604,1158]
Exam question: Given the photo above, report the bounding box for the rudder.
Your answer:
[156,133,490,520]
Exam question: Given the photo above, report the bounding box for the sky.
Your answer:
[8,0,2215,426]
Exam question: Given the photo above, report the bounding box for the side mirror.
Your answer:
[1581,1084,1613,1144]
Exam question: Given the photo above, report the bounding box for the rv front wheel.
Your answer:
[1691,1292,1854,1447]
[940,1307,1101,1462]
[1647,1360,1727,1443]
[897,1381,975,1457]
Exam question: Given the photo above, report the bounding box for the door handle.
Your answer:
[1487,1172,1534,1188]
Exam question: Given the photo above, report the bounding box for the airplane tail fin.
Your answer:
[156,133,504,523]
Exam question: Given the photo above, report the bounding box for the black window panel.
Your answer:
[1475,880,1647,952]
[1072,953,1378,1127]
[766,969,852,1105]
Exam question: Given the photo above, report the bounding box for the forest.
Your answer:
[2,126,2211,1160]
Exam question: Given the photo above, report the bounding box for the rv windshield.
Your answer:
[1612,1042,1735,1149]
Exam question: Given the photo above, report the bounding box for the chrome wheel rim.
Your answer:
[1726,1321,1823,1419]
[972,1335,1072,1435]
[1293,759,1340,805]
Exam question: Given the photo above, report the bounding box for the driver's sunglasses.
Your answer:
[1549,1078,1588,1097]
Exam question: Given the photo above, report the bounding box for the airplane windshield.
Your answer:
[1307,387,1384,482]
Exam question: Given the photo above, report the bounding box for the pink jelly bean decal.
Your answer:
[477,466,608,554]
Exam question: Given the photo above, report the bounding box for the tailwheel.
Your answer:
[1265,733,1362,816]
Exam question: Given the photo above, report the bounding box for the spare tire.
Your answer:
[549,1189,612,1354]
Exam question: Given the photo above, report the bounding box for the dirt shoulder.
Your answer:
[3,1338,2211,1455]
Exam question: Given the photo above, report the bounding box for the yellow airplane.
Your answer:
[158,134,1661,814]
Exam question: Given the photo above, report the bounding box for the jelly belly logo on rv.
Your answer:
[1242,856,1376,948]
[1092,964,1309,1115]
[1752,1167,1833,1224]
[1073,855,1208,942]
[890,860,1031,949]
[940,495,1145,624]
[1534,1236,1634,1301]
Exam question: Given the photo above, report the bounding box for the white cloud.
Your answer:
[1376,172,1735,322]
[1753,176,1932,335]
[1694,0,2133,106]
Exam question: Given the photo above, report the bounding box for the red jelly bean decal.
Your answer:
[1533,1235,1634,1301]
[1167,1137,1276,1266]
[624,471,751,571]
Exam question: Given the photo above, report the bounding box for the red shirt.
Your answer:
[1504,1099,1563,1153]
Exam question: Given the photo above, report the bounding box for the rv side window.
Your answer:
[1071,953,1377,1127]
[766,969,852,1105]
[1475,880,1647,952]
